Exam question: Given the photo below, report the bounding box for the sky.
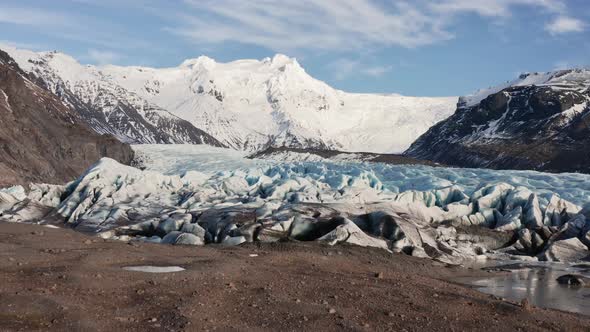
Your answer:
[1,0,589,96]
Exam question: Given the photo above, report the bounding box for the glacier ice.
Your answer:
[1,145,590,264]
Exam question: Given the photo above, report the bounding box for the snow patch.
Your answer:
[123,266,185,273]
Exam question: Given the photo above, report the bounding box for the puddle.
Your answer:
[123,266,185,273]
[459,261,590,315]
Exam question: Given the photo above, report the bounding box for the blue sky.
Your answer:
[1,0,589,96]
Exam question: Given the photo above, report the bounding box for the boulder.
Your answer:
[318,218,390,251]
[156,213,192,235]
[556,274,589,287]
[175,233,204,246]
[539,238,589,262]
[161,231,204,246]
[518,229,534,253]
[222,236,247,246]
[560,214,587,239]
[180,223,207,242]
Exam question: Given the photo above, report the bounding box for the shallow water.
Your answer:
[123,266,186,273]
[459,262,590,315]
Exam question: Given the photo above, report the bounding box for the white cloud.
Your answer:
[0,40,44,50]
[0,7,73,27]
[363,65,394,78]
[545,15,586,35]
[330,58,393,81]
[172,0,453,51]
[430,0,566,17]
[168,0,579,53]
[86,49,121,65]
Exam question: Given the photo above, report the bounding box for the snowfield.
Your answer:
[1,145,589,264]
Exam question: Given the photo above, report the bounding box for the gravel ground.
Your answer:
[0,222,589,332]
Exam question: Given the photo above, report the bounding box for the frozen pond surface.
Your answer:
[122,266,186,273]
[460,262,590,315]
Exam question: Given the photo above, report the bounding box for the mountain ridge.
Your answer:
[0,49,134,186]
[405,69,590,173]
[2,45,457,153]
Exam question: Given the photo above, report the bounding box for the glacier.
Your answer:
[1,145,589,265]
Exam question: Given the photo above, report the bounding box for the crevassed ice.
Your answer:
[134,144,590,207]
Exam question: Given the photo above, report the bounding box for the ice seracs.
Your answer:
[2,145,589,264]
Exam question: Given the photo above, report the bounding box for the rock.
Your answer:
[140,236,162,244]
[0,51,134,188]
[539,238,589,262]
[198,207,257,243]
[556,274,589,287]
[180,223,207,239]
[560,214,586,239]
[538,226,554,241]
[289,215,321,240]
[161,232,182,244]
[582,227,590,248]
[222,236,247,246]
[518,229,533,253]
[175,233,204,246]
[318,218,390,251]
[531,231,545,250]
[160,232,203,246]
[520,298,532,311]
[156,214,192,235]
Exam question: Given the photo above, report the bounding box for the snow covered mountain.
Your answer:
[3,46,223,146]
[3,45,457,153]
[406,70,590,173]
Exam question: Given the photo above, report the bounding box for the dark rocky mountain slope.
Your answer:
[405,70,590,173]
[0,50,134,186]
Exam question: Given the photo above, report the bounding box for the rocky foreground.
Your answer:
[1,222,589,332]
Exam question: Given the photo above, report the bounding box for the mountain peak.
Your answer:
[268,54,301,71]
[179,55,216,70]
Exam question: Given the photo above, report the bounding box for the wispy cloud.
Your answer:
[171,0,453,52]
[545,15,586,35]
[86,49,122,65]
[0,3,152,53]
[0,7,73,27]
[0,40,44,50]
[330,58,393,81]
[429,0,567,17]
[163,0,585,53]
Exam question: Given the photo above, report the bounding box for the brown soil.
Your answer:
[0,222,588,332]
